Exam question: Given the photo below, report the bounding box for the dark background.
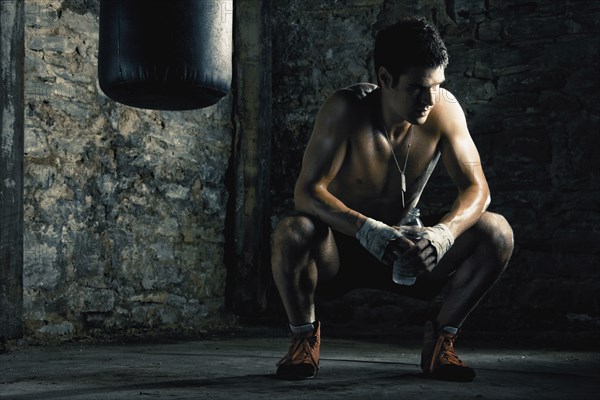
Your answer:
[268,0,600,338]
[2,0,598,342]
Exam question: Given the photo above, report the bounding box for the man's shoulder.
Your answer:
[337,83,379,100]
[428,88,467,135]
[321,83,378,116]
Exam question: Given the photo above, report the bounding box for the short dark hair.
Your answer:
[374,17,449,86]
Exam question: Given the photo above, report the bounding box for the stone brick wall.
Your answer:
[271,0,600,332]
[18,0,600,340]
[23,0,233,339]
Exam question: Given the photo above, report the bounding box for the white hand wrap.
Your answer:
[423,223,455,263]
[356,218,403,261]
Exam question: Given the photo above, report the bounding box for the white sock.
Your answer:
[442,325,459,335]
[289,322,315,336]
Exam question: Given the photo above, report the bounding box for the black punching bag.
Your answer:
[98,0,232,110]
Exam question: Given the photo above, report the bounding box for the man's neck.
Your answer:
[379,95,411,139]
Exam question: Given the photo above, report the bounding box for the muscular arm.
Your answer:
[294,93,367,236]
[437,90,490,238]
[402,90,490,274]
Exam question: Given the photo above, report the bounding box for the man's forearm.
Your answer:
[439,185,490,238]
[295,185,366,236]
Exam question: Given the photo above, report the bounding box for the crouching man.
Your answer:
[271,17,514,382]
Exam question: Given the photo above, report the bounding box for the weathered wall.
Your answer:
[1,0,25,339]
[15,0,600,340]
[226,0,273,318]
[271,0,600,333]
[23,0,233,339]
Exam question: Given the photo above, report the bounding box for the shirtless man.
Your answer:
[271,17,514,382]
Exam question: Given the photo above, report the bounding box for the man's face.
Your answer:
[388,66,446,125]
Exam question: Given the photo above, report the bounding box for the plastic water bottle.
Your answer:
[392,208,425,285]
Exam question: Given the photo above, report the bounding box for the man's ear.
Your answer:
[378,67,393,89]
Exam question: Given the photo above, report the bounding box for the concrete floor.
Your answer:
[1,334,599,400]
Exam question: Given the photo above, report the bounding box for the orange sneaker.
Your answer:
[276,321,320,379]
[421,320,476,382]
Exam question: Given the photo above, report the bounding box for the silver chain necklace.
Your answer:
[382,122,413,208]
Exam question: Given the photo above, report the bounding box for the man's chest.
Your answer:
[338,131,439,196]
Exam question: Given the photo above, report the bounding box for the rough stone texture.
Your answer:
[271,0,381,216]
[17,0,600,340]
[22,0,233,338]
[270,0,600,332]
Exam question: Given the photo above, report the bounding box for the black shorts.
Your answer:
[316,229,451,301]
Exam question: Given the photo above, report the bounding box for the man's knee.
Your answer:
[272,213,326,254]
[475,212,514,262]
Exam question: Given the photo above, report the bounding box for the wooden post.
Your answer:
[0,0,24,339]
[225,0,272,318]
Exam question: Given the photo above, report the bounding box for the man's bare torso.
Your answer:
[326,83,442,225]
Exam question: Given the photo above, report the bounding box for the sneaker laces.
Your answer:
[277,335,319,370]
[434,333,465,367]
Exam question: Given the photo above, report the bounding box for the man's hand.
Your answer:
[401,223,455,276]
[357,220,454,272]
[401,238,438,276]
[356,218,404,262]
[383,235,415,266]
[423,223,455,264]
